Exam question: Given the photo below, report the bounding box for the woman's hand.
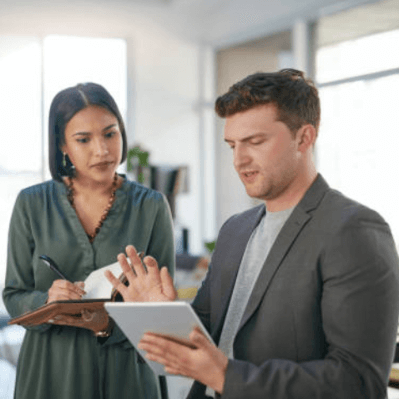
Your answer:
[49,307,110,335]
[47,280,86,303]
[47,281,111,334]
[105,245,177,302]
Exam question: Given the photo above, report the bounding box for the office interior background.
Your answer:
[1,0,399,397]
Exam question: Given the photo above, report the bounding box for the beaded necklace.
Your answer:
[66,173,118,243]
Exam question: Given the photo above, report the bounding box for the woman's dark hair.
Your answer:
[49,82,128,181]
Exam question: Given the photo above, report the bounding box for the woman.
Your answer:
[3,83,175,399]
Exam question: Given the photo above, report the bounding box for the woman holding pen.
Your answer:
[2,83,175,399]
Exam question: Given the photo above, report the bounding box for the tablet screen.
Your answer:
[105,301,212,375]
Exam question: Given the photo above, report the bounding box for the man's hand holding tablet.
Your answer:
[106,245,228,395]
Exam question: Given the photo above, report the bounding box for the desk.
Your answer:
[388,387,399,399]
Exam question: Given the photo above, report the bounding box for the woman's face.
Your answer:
[62,105,123,184]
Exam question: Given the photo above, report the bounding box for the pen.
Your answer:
[39,255,70,281]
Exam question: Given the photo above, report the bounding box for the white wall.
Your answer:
[0,1,213,254]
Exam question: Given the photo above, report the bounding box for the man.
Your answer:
[107,69,399,398]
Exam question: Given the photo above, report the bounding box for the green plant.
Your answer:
[126,146,149,183]
[204,240,216,254]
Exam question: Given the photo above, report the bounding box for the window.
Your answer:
[316,29,399,245]
[0,35,127,285]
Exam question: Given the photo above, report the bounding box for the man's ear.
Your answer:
[296,124,317,152]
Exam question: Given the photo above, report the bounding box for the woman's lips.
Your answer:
[91,161,113,169]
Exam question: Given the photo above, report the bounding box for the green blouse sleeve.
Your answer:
[145,193,175,279]
[3,191,51,332]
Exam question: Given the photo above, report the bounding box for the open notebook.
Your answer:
[8,261,126,328]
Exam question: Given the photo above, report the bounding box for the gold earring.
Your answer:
[62,153,67,167]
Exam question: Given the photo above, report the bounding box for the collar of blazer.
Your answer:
[213,173,330,339]
[211,203,265,337]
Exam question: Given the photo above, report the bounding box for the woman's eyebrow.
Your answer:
[72,131,91,137]
[102,123,118,132]
[71,124,118,136]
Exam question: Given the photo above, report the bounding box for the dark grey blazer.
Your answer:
[188,174,399,399]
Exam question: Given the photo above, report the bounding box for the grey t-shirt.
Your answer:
[206,205,294,397]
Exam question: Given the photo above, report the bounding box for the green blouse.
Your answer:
[3,176,175,399]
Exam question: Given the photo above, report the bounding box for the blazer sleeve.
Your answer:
[191,262,212,333]
[221,210,399,399]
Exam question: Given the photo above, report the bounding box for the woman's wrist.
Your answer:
[95,317,115,337]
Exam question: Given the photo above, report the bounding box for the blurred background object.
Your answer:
[126,143,208,303]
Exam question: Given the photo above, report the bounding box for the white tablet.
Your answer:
[104,301,213,376]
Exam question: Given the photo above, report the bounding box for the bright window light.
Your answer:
[316,29,399,246]
[43,35,127,117]
[0,37,42,173]
[317,29,399,84]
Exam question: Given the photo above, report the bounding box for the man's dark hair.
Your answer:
[49,82,128,181]
[215,69,320,135]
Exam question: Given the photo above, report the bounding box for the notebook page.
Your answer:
[82,261,123,299]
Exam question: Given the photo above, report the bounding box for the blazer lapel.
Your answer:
[237,174,330,332]
[212,204,265,340]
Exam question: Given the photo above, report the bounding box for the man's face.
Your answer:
[224,104,303,206]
